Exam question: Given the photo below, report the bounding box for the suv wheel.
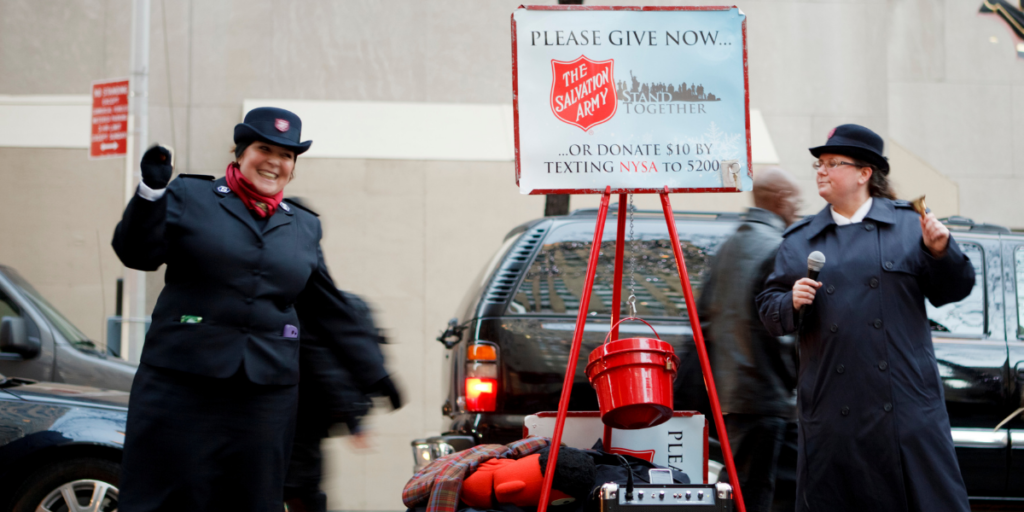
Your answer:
[12,458,119,512]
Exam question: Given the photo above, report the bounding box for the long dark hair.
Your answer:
[852,158,896,200]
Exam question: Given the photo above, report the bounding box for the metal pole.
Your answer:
[121,0,151,362]
[536,187,611,512]
[659,188,745,512]
[610,195,627,340]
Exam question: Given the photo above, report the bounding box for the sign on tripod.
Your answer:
[512,6,750,194]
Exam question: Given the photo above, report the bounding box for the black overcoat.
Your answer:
[113,175,387,387]
[755,198,974,512]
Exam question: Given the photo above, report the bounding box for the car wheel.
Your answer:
[12,458,119,512]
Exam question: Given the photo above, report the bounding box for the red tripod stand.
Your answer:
[535,186,746,512]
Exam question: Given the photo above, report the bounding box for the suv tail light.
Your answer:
[465,341,498,412]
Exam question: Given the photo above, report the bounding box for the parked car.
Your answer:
[0,265,136,391]
[0,372,127,511]
[416,207,1024,504]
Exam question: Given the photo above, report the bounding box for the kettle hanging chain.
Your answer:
[627,194,638,317]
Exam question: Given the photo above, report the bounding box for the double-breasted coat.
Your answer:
[755,198,974,512]
[112,174,388,511]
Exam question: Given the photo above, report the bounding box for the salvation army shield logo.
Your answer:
[550,56,617,131]
[274,119,290,132]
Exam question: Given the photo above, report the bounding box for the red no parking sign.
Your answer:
[90,79,129,159]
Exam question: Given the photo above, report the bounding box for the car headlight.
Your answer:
[409,435,475,472]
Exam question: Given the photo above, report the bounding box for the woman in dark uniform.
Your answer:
[756,124,975,512]
[112,107,398,512]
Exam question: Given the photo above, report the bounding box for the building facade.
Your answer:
[0,0,1022,509]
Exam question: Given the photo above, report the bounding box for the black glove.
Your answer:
[368,375,403,410]
[140,144,173,189]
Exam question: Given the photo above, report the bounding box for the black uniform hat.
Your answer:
[234,107,312,155]
[809,124,889,174]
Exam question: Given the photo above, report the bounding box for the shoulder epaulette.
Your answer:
[782,216,812,237]
[178,174,215,181]
[283,197,319,217]
[892,199,913,209]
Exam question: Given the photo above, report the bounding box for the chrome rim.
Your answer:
[35,479,118,512]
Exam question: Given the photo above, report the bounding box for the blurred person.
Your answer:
[756,125,974,512]
[285,290,400,512]
[697,167,801,512]
[112,107,398,512]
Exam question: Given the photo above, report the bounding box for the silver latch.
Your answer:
[716,482,733,499]
[720,160,741,190]
[601,482,619,501]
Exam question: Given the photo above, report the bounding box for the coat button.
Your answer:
[836,364,845,374]
[841,406,850,416]
[883,403,893,412]
[826,285,835,294]
[870,278,879,288]
[884,261,894,270]
[772,313,779,321]
[245,298,254,304]
[878,361,888,371]
[864,223,875,231]
[830,323,838,333]
[873,319,883,329]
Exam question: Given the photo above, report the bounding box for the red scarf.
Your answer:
[225,162,283,218]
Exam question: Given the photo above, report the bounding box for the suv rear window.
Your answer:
[926,242,986,336]
[507,219,732,319]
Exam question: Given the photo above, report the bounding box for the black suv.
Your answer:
[415,207,1024,503]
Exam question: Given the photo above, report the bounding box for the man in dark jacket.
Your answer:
[284,285,400,512]
[697,167,801,512]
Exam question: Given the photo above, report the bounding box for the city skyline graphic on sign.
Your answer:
[617,70,722,103]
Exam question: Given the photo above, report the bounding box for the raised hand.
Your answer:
[921,212,950,258]
[140,145,173,190]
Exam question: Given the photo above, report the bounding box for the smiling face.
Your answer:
[236,141,295,196]
[815,152,871,204]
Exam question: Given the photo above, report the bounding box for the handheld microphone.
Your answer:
[807,251,826,281]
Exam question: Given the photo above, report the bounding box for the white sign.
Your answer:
[525,412,708,483]
[512,7,751,194]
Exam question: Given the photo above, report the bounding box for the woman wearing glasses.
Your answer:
[756,124,974,512]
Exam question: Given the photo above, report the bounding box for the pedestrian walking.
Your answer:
[112,107,397,512]
[756,124,975,512]
[697,167,801,512]
[285,290,400,512]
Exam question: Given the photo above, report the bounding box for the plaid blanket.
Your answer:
[402,436,550,512]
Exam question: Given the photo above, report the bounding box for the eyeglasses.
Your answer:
[812,159,860,172]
